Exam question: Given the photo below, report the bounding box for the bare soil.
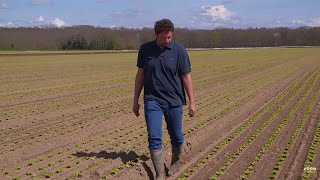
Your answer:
[1,50,319,180]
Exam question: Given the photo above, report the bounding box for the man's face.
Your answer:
[156,31,172,48]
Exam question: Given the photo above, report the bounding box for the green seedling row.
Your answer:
[237,71,319,180]
[300,89,320,179]
[269,78,320,179]
[209,68,317,179]
[178,65,313,179]
[96,65,300,179]
[1,49,317,180]
[1,59,292,172]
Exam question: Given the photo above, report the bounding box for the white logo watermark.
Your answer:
[303,167,317,173]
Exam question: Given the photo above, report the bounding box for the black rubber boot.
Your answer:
[168,145,183,176]
[150,149,165,180]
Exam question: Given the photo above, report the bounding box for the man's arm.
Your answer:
[133,68,144,117]
[181,73,196,117]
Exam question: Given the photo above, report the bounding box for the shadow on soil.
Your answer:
[73,150,155,179]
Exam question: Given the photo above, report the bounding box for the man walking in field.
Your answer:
[133,19,196,179]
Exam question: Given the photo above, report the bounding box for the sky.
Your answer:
[0,0,320,29]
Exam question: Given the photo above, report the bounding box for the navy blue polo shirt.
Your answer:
[137,40,191,106]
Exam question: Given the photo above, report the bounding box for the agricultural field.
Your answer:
[0,48,319,180]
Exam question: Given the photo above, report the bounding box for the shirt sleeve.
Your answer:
[178,47,191,74]
[137,46,145,68]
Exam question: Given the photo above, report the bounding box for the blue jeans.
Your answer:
[144,100,184,150]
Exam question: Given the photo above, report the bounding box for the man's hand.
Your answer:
[133,68,144,117]
[133,103,140,117]
[181,73,196,117]
[189,103,196,117]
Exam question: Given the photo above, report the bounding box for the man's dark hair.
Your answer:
[154,19,174,34]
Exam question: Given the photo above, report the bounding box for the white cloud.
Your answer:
[187,5,239,29]
[51,18,66,27]
[0,20,13,27]
[30,0,52,6]
[221,0,233,5]
[96,0,108,3]
[292,17,320,27]
[0,22,5,27]
[201,5,233,21]
[308,17,320,26]
[98,0,144,3]
[100,8,151,27]
[0,3,9,9]
[109,9,147,19]
[292,19,304,24]
[213,22,223,27]
[37,16,45,23]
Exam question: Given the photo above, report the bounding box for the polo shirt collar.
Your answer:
[167,42,173,49]
[154,39,173,50]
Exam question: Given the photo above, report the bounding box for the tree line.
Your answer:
[0,26,319,50]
